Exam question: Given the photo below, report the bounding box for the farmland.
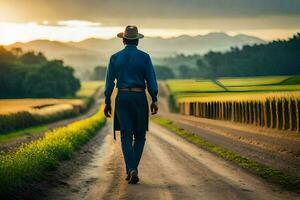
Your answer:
[75,81,103,99]
[167,76,300,132]
[0,81,102,115]
[0,78,107,198]
[0,105,106,196]
[0,81,102,134]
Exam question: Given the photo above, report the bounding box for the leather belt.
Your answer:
[119,87,145,92]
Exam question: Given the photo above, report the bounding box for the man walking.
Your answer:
[104,25,158,184]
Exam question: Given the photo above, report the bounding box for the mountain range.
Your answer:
[6,32,265,78]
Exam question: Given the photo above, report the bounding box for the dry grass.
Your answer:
[0,81,103,115]
[0,99,84,115]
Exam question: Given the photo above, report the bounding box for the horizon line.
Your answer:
[0,32,264,45]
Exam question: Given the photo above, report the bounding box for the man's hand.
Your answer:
[104,104,112,118]
[151,102,158,115]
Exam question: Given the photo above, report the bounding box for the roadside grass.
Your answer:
[0,125,48,143]
[0,105,106,197]
[153,117,300,192]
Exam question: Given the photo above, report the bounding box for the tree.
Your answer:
[0,48,80,98]
[90,66,107,80]
[20,51,47,65]
[200,33,300,77]
[196,59,213,78]
[23,60,80,97]
[154,65,175,80]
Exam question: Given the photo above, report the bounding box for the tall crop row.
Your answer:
[178,95,300,132]
[0,105,106,197]
[0,104,85,134]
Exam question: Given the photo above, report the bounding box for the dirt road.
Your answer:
[45,120,299,200]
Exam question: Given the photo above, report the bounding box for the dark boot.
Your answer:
[128,170,139,184]
[125,173,130,181]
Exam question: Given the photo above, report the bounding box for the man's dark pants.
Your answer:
[121,130,146,174]
[115,91,149,175]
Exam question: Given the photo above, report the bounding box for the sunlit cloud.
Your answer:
[57,20,102,27]
[42,21,49,25]
[0,21,299,45]
[0,0,299,46]
[0,21,123,44]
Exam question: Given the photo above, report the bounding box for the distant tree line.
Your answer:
[90,65,176,80]
[152,33,300,79]
[0,47,80,98]
[199,33,300,78]
[90,66,106,80]
[90,33,300,80]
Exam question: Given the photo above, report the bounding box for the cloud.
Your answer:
[2,0,300,21]
[57,20,102,27]
[0,0,300,30]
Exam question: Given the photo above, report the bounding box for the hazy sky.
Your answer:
[0,0,300,44]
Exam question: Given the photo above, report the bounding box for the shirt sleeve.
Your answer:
[145,54,158,102]
[104,56,116,105]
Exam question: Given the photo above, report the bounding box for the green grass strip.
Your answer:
[0,125,48,143]
[153,117,300,192]
[0,105,106,197]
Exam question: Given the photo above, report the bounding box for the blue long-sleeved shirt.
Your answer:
[104,45,158,105]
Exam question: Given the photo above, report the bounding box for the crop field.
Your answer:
[0,81,102,134]
[76,81,103,98]
[0,99,84,115]
[167,79,224,93]
[167,76,300,100]
[0,81,102,115]
[0,105,106,196]
[218,76,290,86]
[167,76,300,132]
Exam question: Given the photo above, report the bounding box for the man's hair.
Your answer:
[123,38,139,46]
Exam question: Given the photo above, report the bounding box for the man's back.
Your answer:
[111,45,151,89]
[105,44,158,105]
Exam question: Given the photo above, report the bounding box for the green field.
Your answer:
[167,76,300,101]
[167,79,224,93]
[218,76,290,87]
[0,125,48,143]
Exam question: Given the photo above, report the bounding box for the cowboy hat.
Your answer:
[117,25,144,39]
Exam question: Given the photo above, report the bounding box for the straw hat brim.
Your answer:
[117,32,144,39]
